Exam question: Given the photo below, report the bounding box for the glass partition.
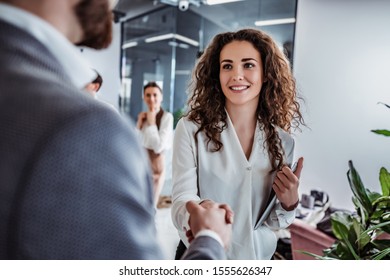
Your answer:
[119,0,297,123]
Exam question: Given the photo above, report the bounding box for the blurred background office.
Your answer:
[80,0,390,215]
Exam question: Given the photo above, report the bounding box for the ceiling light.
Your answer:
[168,41,179,47]
[178,43,189,49]
[174,34,198,47]
[145,33,174,43]
[145,33,199,47]
[254,18,296,27]
[122,42,138,49]
[168,41,190,49]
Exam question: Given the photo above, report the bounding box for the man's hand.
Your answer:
[273,157,304,211]
[186,201,233,249]
[199,199,234,224]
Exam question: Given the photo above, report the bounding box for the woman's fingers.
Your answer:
[219,203,234,224]
[294,157,304,178]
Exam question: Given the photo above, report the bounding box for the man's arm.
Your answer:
[181,235,226,260]
[14,107,163,259]
[180,201,233,260]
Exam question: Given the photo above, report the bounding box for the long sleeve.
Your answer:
[171,119,201,240]
[264,136,297,229]
[13,107,164,259]
[181,236,226,260]
[141,112,173,154]
[171,116,297,259]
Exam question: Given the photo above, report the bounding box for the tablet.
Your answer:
[254,161,298,229]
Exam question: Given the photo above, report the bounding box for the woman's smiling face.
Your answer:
[219,40,264,110]
[143,86,163,111]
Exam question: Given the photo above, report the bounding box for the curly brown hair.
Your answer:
[186,28,305,172]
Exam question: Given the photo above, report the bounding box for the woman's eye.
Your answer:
[244,63,255,68]
[221,64,232,70]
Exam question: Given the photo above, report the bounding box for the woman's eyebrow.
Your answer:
[242,58,258,62]
[220,58,258,63]
[220,59,233,63]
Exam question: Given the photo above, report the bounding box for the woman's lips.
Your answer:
[230,85,250,91]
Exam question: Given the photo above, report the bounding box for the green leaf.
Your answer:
[380,213,390,233]
[367,190,382,203]
[295,250,336,260]
[337,239,358,259]
[332,241,354,259]
[331,212,360,259]
[359,220,390,237]
[379,168,390,196]
[372,247,390,260]
[381,212,390,220]
[347,161,373,216]
[372,196,390,209]
[352,218,370,249]
[371,129,390,137]
[371,196,390,224]
[331,212,352,240]
[372,239,390,251]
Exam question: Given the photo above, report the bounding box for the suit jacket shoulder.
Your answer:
[0,19,163,259]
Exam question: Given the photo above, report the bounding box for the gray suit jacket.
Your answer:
[0,19,225,260]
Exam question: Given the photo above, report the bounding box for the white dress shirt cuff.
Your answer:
[274,203,296,226]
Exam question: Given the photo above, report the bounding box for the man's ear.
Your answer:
[92,83,100,92]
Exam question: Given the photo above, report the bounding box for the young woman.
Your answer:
[171,29,305,260]
[137,82,173,206]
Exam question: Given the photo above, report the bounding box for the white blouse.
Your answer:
[139,111,173,154]
[171,113,296,260]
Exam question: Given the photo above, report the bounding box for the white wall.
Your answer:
[294,0,390,210]
[80,23,121,109]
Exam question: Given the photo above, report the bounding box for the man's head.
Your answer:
[74,0,116,49]
[0,0,117,50]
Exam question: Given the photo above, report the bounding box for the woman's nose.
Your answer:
[232,67,244,81]
[232,74,244,81]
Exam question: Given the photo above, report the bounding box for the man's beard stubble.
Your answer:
[74,0,113,49]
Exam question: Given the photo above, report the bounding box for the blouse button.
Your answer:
[246,166,252,171]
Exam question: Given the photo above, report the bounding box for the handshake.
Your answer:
[186,200,234,249]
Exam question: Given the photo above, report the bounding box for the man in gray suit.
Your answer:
[0,0,232,259]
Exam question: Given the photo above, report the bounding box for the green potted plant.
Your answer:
[173,107,186,129]
[302,103,390,260]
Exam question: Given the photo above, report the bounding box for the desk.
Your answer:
[289,219,335,260]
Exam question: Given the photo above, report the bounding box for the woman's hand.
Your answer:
[199,199,234,224]
[145,110,156,125]
[144,105,157,126]
[273,157,304,211]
